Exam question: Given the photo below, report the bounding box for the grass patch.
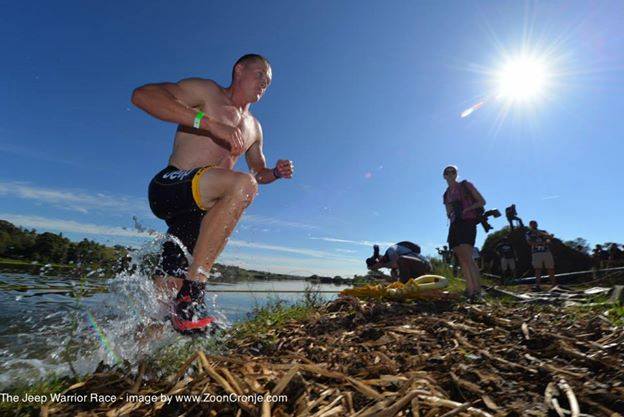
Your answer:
[604,304,624,325]
[430,260,465,294]
[230,287,323,345]
[565,295,624,326]
[232,299,316,340]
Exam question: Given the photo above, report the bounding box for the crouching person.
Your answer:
[366,241,432,284]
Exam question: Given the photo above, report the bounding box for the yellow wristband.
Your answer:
[193,111,205,129]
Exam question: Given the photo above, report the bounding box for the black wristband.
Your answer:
[273,166,282,179]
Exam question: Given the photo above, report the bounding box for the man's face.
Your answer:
[530,221,538,230]
[236,60,272,103]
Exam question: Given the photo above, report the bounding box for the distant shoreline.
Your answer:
[0,256,364,284]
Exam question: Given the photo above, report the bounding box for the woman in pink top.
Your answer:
[442,165,486,300]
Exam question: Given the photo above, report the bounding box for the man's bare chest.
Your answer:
[202,101,256,147]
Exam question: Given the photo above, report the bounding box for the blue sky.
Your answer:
[1,1,623,277]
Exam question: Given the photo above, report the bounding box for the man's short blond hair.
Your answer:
[232,54,271,81]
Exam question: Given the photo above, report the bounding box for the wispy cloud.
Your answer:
[0,142,82,167]
[309,236,394,247]
[0,181,149,215]
[0,213,151,238]
[228,239,359,262]
[242,214,318,230]
[541,195,560,200]
[335,248,357,254]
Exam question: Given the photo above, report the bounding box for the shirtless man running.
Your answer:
[131,54,293,333]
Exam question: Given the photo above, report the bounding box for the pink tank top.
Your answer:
[443,180,479,222]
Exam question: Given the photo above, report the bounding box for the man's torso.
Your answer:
[168,80,259,170]
[497,243,514,259]
[526,230,550,254]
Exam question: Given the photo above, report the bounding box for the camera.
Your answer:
[366,244,380,269]
[452,202,500,233]
[478,208,501,233]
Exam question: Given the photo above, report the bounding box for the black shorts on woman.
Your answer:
[447,219,477,249]
[443,180,479,250]
[148,165,213,278]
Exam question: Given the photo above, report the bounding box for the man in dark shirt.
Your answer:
[526,220,556,290]
[495,236,517,281]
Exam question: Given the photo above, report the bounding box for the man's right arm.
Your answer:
[131,78,245,154]
[131,78,211,128]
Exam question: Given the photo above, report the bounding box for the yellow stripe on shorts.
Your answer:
[191,166,214,211]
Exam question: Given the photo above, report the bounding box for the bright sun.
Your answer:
[496,55,550,101]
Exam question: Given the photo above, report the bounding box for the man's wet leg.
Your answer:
[189,172,258,280]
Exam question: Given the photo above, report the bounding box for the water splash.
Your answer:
[0,233,228,389]
[85,309,123,366]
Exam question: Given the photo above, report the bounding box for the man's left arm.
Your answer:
[245,121,293,184]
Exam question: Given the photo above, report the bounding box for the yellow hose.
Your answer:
[341,275,449,301]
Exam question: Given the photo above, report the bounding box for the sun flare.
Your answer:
[496,55,550,102]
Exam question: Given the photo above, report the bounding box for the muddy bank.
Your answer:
[36,297,624,416]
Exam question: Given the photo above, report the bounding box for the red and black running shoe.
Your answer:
[170,281,215,335]
[170,297,215,334]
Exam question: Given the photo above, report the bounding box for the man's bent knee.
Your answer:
[233,173,258,203]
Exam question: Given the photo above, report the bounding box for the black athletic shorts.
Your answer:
[148,165,213,277]
[447,219,477,250]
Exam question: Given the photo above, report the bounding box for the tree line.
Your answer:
[0,220,129,270]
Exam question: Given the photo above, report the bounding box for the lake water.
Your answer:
[0,271,352,389]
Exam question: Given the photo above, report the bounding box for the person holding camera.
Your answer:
[505,204,524,230]
[526,220,556,290]
[442,165,486,300]
[366,242,432,284]
[436,246,452,265]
